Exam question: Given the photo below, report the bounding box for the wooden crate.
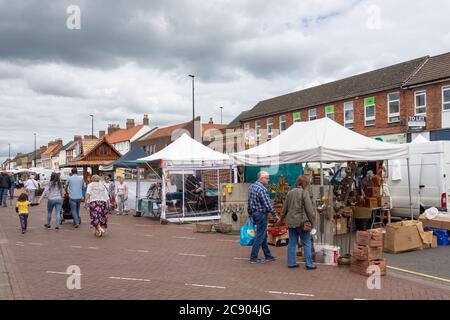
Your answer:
[356,230,383,247]
[377,196,391,207]
[365,197,378,208]
[350,257,386,276]
[352,244,383,261]
[367,187,381,197]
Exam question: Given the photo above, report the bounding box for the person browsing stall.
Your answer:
[247,171,279,264]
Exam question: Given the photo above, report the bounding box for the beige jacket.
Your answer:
[279,188,315,228]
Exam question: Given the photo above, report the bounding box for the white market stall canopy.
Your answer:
[231,118,409,165]
[135,133,231,167]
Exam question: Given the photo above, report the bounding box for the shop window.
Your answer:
[388,92,400,123]
[293,112,301,122]
[364,97,375,126]
[279,115,287,132]
[267,118,273,140]
[443,86,450,111]
[344,102,354,128]
[415,90,426,115]
[308,109,317,121]
[325,105,334,120]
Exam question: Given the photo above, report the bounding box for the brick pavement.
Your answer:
[0,199,449,300]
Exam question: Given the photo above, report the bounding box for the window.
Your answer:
[267,118,273,140]
[388,92,400,123]
[325,105,334,120]
[415,90,426,115]
[255,120,261,143]
[293,112,301,122]
[308,108,317,121]
[99,144,108,155]
[344,102,354,128]
[364,97,375,126]
[279,115,287,132]
[443,86,450,111]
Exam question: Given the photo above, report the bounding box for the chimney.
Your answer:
[74,135,82,142]
[208,117,214,124]
[99,130,106,138]
[143,114,149,126]
[126,118,135,130]
[107,124,120,135]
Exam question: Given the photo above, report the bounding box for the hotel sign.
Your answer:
[408,115,426,132]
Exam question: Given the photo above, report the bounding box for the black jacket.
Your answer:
[0,174,11,189]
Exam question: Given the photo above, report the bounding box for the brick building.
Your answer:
[228,52,450,149]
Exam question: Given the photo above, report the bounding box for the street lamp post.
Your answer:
[90,114,94,138]
[220,107,223,124]
[34,133,36,168]
[8,143,10,170]
[188,75,195,139]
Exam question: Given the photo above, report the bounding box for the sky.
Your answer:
[1,0,450,162]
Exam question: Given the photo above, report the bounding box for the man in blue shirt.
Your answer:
[65,168,85,228]
[247,171,279,264]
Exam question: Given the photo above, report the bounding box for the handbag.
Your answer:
[302,221,312,233]
[240,219,256,246]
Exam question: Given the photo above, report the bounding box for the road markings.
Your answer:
[108,222,121,225]
[173,236,196,240]
[186,283,226,289]
[267,290,315,297]
[109,276,151,282]
[178,253,206,257]
[15,244,25,247]
[387,265,450,284]
[142,234,153,237]
[29,242,43,246]
[70,245,82,249]
[125,249,149,253]
[47,271,82,276]
[354,298,368,300]
[88,247,99,250]
[137,250,149,253]
[217,239,239,242]
[233,257,249,260]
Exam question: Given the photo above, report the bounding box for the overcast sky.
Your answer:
[1,0,450,162]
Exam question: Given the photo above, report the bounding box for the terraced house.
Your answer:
[228,52,450,150]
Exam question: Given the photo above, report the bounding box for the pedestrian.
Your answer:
[65,168,85,228]
[24,174,39,206]
[103,175,115,214]
[85,175,109,237]
[38,172,64,230]
[0,171,11,207]
[8,172,15,206]
[278,175,316,269]
[16,193,30,234]
[247,171,279,264]
[115,176,128,215]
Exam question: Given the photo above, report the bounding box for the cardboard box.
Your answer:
[354,207,373,219]
[422,231,434,249]
[356,230,383,247]
[332,217,348,235]
[350,257,386,276]
[377,196,391,207]
[353,244,383,261]
[418,214,450,231]
[365,197,378,208]
[384,221,424,253]
[432,235,438,248]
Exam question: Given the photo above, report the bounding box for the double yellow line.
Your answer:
[387,265,450,284]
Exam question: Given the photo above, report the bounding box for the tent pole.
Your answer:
[162,168,166,221]
[407,157,413,220]
[136,167,140,214]
[182,169,185,220]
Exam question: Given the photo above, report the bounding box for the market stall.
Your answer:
[230,118,411,256]
[134,133,233,223]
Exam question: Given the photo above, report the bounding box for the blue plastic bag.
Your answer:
[240,218,256,246]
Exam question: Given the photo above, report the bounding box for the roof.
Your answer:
[228,111,249,127]
[404,52,450,87]
[201,123,227,132]
[105,125,145,144]
[60,160,115,168]
[146,122,189,140]
[60,141,74,151]
[240,56,428,122]
[231,118,409,165]
[42,144,62,157]
[81,139,99,156]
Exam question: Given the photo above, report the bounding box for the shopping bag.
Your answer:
[240,219,256,246]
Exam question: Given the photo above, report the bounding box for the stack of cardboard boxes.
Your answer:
[384,220,435,253]
[350,230,386,276]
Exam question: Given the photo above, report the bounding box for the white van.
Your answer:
[388,140,450,218]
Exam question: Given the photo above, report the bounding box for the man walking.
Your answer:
[65,168,85,228]
[0,172,11,207]
[8,172,15,206]
[247,171,279,264]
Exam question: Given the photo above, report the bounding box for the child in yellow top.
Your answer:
[16,193,30,234]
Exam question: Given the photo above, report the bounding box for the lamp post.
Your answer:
[219,107,223,124]
[34,133,36,168]
[188,75,195,139]
[8,143,10,170]
[90,114,94,138]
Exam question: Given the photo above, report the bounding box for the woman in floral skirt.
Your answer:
[84,175,109,237]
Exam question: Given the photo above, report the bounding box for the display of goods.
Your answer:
[352,244,383,261]
[268,226,288,236]
[356,230,383,247]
